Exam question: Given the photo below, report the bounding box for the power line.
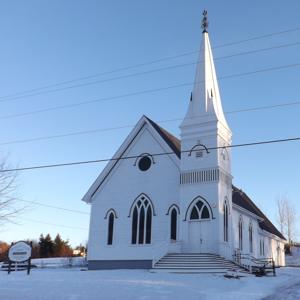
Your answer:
[213,26,300,49]
[1,136,300,173]
[16,198,89,215]
[1,26,300,102]
[1,61,300,121]
[1,99,300,147]
[1,41,300,104]
[19,217,88,231]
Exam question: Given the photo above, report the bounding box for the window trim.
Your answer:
[184,196,214,221]
[107,212,115,245]
[223,200,229,242]
[130,194,154,245]
[249,222,253,253]
[166,204,180,216]
[170,207,178,241]
[104,208,118,219]
[128,193,156,217]
[238,216,243,251]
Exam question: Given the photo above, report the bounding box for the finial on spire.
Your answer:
[201,10,208,33]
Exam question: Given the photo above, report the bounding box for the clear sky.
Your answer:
[0,0,300,246]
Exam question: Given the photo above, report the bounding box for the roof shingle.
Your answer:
[232,186,285,240]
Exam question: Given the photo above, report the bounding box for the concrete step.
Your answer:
[158,258,231,263]
[166,255,219,257]
[156,260,236,264]
[155,264,236,268]
[152,253,243,274]
[154,266,235,270]
[150,268,229,274]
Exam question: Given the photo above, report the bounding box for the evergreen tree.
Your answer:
[53,234,73,257]
[39,233,54,258]
[54,234,64,257]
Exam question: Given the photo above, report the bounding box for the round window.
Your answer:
[138,156,152,171]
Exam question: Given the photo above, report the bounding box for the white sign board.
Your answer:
[8,241,31,262]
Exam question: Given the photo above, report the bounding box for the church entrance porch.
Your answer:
[188,220,212,253]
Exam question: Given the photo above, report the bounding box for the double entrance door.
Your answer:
[188,221,212,253]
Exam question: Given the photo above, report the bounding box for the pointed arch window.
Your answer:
[260,238,265,256]
[259,237,265,256]
[130,195,153,245]
[170,208,178,241]
[249,222,253,253]
[223,201,229,242]
[238,216,243,251]
[189,200,211,220]
[107,212,115,245]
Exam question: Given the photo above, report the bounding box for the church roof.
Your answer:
[145,117,181,158]
[149,117,285,241]
[232,186,286,240]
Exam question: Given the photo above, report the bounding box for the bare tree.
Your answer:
[285,202,296,243]
[276,195,297,243]
[0,156,20,226]
[276,197,286,234]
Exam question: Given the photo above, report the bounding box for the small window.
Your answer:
[249,223,253,253]
[170,208,177,240]
[107,212,114,245]
[189,200,211,220]
[190,207,199,220]
[138,156,152,171]
[201,206,210,219]
[196,150,203,158]
[238,217,243,250]
[223,201,229,242]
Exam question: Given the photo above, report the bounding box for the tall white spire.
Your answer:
[181,11,230,131]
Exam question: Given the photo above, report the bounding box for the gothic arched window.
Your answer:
[189,200,211,220]
[260,238,265,256]
[223,201,229,242]
[249,222,253,253]
[170,208,178,241]
[130,195,153,245]
[107,212,115,245]
[238,216,243,250]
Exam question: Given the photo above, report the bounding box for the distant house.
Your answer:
[291,243,300,256]
[82,14,286,270]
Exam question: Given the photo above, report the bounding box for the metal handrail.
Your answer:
[232,251,276,276]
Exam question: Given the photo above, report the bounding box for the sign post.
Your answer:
[8,241,32,275]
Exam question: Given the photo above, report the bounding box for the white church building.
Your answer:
[82,13,286,271]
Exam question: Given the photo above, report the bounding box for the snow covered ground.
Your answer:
[0,267,300,300]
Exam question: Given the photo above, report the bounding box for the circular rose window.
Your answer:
[138,156,152,171]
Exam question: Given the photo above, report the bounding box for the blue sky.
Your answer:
[0,0,300,246]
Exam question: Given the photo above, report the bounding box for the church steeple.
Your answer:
[181,11,230,132]
[179,12,233,258]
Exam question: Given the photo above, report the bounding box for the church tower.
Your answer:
[179,11,233,258]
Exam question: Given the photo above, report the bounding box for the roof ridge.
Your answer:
[144,116,181,158]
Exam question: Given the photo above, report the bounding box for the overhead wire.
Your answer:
[1,61,300,121]
[6,27,300,236]
[16,198,89,215]
[19,217,88,231]
[0,136,300,173]
[0,99,300,146]
[1,26,300,102]
[1,41,300,104]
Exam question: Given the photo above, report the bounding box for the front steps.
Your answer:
[152,253,242,273]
